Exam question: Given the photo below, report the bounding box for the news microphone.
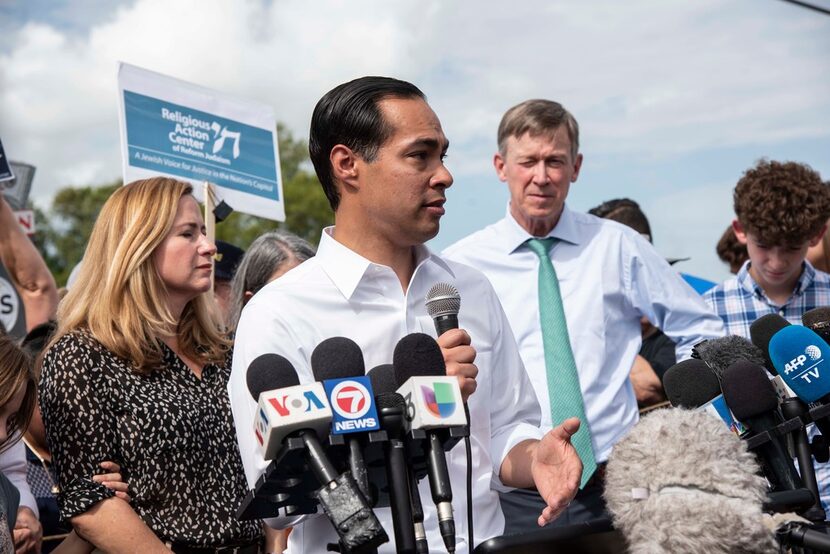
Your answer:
[720,360,804,492]
[663,359,721,409]
[311,337,378,504]
[768,325,830,404]
[750,313,792,373]
[394,333,464,554]
[425,282,461,337]
[605,408,777,553]
[246,353,389,552]
[803,306,830,344]
[369,364,428,554]
[694,335,768,379]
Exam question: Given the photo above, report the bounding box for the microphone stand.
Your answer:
[780,398,826,522]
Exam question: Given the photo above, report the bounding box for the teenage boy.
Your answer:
[703,160,830,338]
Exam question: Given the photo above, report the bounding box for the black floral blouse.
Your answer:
[39,330,261,547]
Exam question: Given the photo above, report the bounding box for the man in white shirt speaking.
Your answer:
[443,99,724,532]
[229,79,583,553]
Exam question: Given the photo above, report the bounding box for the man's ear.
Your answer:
[493,152,508,183]
[330,144,360,192]
[809,224,828,247]
[571,153,583,182]
[732,219,749,245]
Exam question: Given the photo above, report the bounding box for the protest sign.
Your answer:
[118,63,284,221]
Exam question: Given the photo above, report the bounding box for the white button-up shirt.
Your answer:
[229,228,543,553]
[443,205,725,463]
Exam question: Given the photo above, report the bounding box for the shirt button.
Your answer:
[778,309,785,316]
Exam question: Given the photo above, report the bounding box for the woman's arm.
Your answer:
[70,497,168,553]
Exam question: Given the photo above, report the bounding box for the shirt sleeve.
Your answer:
[624,233,725,360]
[39,334,118,520]
[0,439,38,517]
[229,297,313,530]
[481,279,545,486]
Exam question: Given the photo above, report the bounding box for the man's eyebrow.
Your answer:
[406,137,450,151]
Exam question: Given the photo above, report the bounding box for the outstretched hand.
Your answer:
[531,417,583,526]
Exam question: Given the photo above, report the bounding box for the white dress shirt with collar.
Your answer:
[229,227,543,553]
[443,205,724,463]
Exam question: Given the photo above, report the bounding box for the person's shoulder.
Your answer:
[45,328,103,360]
[442,220,505,259]
[430,254,501,301]
[702,276,740,302]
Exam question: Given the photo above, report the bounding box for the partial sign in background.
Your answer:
[2,161,36,211]
[117,62,285,221]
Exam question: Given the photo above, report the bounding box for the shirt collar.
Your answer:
[501,203,582,254]
[316,226,449,300]
[736,259,816,302]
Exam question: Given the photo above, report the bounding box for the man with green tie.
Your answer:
[442,99,724,531]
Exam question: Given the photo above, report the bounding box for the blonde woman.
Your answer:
[40,178,262,553]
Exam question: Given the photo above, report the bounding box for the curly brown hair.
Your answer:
[734,160,829,246]
[716,225,748,274]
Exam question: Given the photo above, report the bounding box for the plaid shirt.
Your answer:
[703,260,830,336]
[705,259,830,512]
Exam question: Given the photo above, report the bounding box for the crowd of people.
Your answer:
[0,74,827,553]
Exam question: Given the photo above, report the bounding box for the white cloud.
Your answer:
[0,0,828,276]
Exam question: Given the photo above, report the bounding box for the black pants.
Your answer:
[499,479,608,535]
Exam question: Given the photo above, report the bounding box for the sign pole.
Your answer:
[204,181,216,292]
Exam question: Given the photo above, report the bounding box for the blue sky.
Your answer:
[1,0,829,282]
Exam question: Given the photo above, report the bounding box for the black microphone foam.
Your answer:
[393,333,447,384]
[246,353,299,400]
[662,359,721,408]
[695,335,768,378]
[803,307,830,344]
[368,364,398,396]
[750,314,791,375]
[721,360,779,421]
[310,336,365,381]
[376,391,406,411]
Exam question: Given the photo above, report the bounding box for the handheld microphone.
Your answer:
[245,353,389,552]
[425,282,461,337]
[720,360,804,492]
[311,337,380,504]
[394,333,463,554]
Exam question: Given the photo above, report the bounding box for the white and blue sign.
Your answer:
[323,376,380,435]
[117,63,285,221]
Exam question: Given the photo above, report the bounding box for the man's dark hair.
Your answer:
[309,76,426,211]
[734,159,829,246]
[588,198,652,241]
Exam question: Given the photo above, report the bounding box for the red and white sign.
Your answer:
[330,380,372,419]
[14,210,35,235]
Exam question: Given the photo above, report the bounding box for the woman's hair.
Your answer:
[50,177,230,374]
[0,334,37,452]
[227,230,315,330]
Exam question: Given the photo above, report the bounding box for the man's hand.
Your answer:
[629,354,666,407]
[14,506,43,554]
[436,329,478,401]
[531,418,583,527]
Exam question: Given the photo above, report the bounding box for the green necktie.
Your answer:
[526,237,596,488]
